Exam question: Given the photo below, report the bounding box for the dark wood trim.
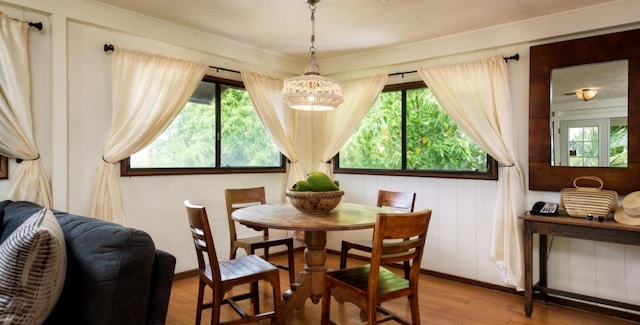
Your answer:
[529,28,640,194]
[334,156,498,181]
[120,160,286,176]
[0,156,7,179]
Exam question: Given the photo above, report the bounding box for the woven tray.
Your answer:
[560,176,618,218]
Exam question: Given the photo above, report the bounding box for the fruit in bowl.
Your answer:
[287,171,343,214]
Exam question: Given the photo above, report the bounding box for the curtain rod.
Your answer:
[103,44,241,74]
[29,22,42,30]
[103,44,519,78]
[388,53,520,77]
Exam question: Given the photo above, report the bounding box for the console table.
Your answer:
[521,214,640,321]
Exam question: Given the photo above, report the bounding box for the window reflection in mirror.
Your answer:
[550,60,628,167]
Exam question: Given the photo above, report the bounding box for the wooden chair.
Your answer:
[339,190,416,278]
[224,187,295,283]
[184,200,283,325]
[321,209,432,325]
[225,187,295,315]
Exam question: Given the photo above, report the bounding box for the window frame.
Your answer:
[121,75,286,176]
[0,156,7,179]
[334,81,498,180]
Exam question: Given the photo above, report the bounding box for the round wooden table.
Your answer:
[232,202,389,321]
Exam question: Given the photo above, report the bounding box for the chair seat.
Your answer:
[326,265,410,297]
[204,255,278,282]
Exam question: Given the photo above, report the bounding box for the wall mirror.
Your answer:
[529,28,640,195]
[550,60,628,168]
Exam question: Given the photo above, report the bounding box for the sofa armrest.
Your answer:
[146,249,176,325]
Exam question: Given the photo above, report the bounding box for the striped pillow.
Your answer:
[0,208,67,324]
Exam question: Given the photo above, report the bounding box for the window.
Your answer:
[335,81,497,179]
[559,118,628,167]
[122,76,284,176]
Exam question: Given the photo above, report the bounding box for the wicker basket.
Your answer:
[560,176,618,218]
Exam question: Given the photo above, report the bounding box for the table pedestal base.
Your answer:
[282,230,327,322]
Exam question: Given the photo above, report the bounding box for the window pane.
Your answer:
[220,86,281,167]
[406,88,487,171]
[124,76,285,175]
[339,91,402,169]
[568,126,599,167]
[336,83,493,178]
[130,81,217,168]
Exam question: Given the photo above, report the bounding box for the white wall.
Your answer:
[1,0,640,308]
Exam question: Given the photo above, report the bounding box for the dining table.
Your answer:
[231,202,390,322]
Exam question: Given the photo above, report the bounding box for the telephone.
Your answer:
[531,201,559,216]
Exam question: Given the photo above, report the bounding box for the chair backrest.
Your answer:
[184,200,221,282]
[377,190,416,212]
[225,187,268,241]
[368,209,432,295]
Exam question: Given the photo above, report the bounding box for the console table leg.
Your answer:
[524,221,533,317]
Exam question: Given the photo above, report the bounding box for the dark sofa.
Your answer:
[0,200,176,325]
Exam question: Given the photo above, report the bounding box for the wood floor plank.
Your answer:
[166,251,638,324]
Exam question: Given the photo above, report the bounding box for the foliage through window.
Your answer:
[123,76,284,176]
[336,81,496,179]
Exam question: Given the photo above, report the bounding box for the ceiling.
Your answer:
[88,0,619,62]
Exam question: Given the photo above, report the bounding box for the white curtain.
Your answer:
[0,12,52,207]
[241,71,304,192]
[418,55,525,289]
[87,49,207,223]
[317,74,388,176]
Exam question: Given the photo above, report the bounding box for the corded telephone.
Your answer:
[530,201,559,216]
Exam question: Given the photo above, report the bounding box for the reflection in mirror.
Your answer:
[550,60,628,167]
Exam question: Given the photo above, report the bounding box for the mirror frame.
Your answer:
[529,28,640,195]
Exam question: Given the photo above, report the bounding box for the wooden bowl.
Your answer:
[285,189,344,214]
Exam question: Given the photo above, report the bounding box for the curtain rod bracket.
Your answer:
[104,44,114,52]
[28,22,42,30]
[504,53,519,62]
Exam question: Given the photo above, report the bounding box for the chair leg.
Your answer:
[248,248,261,315]
[320,284,332,324]
[249,281,260,315]
[366,303,377,325]
[196,279,205,325]
[339,242,349,269]
[211,286,225,325]
[269,273,283,325]
[409,293,420,325]
[287,241,295,284]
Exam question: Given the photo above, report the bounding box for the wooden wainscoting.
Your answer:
[167,249,638,324]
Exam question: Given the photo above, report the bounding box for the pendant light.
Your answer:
[282,0,343,111]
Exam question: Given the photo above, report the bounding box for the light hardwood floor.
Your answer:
[166,251,638,324]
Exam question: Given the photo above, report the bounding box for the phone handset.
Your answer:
[531,201,559,216]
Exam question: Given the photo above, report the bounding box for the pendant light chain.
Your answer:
[309,2,316,58]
